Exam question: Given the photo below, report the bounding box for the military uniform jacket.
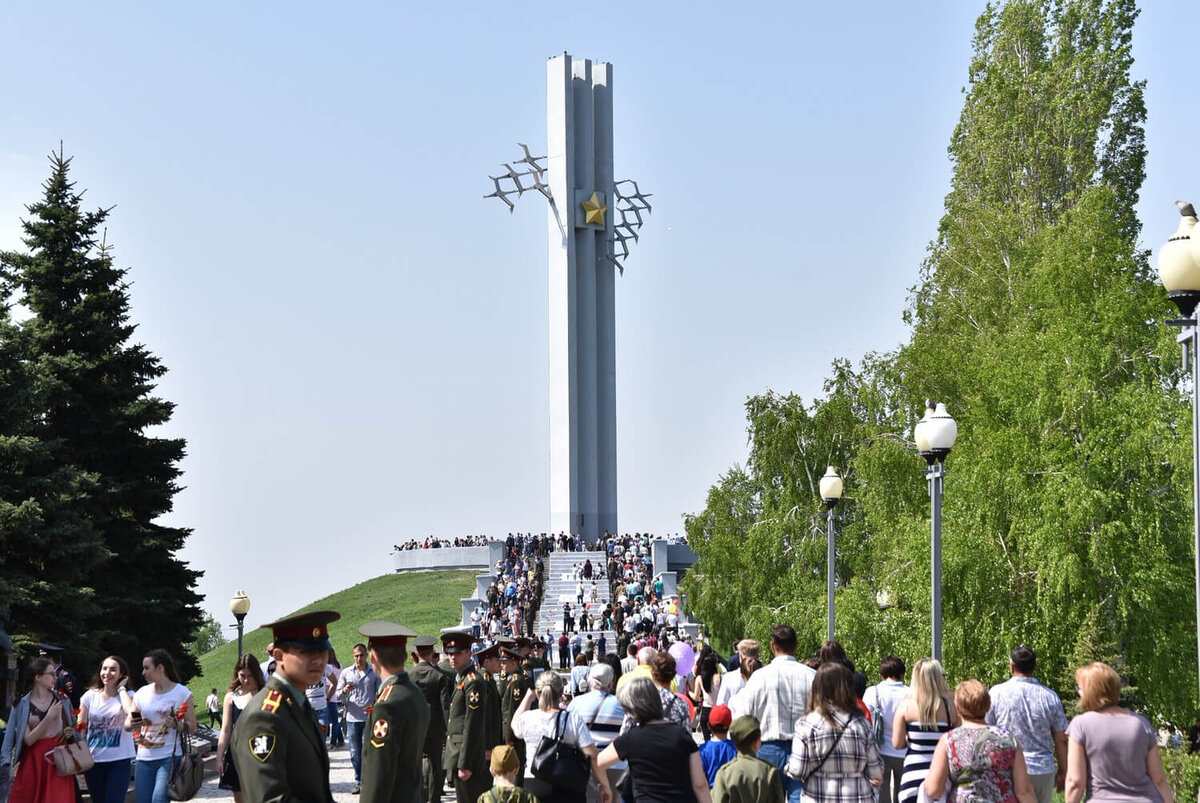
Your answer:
[360,671,430,803]
[444,663,491,774]
[409,660,452,755]
[711,753,784,803]
[498,673,528,744]
[232,675,334,803]
[481,670,503,750]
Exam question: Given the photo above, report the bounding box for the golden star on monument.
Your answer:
[581,191,607,226]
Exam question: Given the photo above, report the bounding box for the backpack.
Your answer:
[865,688,885,744]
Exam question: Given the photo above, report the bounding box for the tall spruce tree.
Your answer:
[685,0,1194,720]
[0,150,202,679]
[0,289,107,666]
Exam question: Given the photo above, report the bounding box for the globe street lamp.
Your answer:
[914,400,958,661]
[1157,201,1200,701]
[229,590,251,658]
[819,466,844,642]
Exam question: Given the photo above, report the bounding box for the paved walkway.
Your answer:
[193,744,456,802]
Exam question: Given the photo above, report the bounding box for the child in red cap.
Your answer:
[699,704,737,787]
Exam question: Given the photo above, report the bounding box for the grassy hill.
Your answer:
[188,569,477,704]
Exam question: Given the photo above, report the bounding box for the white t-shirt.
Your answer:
[863,680,910,759]
[511,708,595,779]
[81,689,136,762]
[133,682,192,761]
[305,677,328,712]
[715,671,746,707]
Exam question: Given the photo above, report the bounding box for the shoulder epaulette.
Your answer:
[378,684,393,702]
[261,689,283,713]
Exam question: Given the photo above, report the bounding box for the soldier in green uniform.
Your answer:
[497,647,529,784]
[232,610,340,803]
[441,629,494,803]
[409,635,453,803]
[359,620,430,803]
[711,715,784,803]
[522,639,550,677]
[473,643,504,757]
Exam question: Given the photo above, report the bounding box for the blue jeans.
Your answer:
[347,721,366,784]
[135,757,173,803]
[315,705,330,741]
[85,758,132,803]
[328,701,343,744]
[759,739,803,803]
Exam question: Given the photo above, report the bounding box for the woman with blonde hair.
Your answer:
[892,658,960,803]
[1064,662,1172,803]
[923,680,1035,803]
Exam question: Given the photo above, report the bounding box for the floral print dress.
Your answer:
[945,725,1019,803]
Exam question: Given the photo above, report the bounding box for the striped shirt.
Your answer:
[567,690,625,747]
[729,655,816,742]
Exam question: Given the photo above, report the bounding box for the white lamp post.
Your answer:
[230,590,251,658]
[1158,201,1200,702]
[914,400,958,661]
[819,466,844,642]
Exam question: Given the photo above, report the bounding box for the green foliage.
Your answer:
[188,612,228,657]
[187,570,478,703]
[0,149,201,680]
[686,0,1194,722]
[1160,749,1200,803]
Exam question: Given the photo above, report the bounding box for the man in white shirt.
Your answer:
[863,655,910,803]
[729,624,814,803]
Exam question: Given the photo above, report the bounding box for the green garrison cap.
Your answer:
[359,620,417,647]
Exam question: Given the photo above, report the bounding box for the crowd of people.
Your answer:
[1,531,1182,803]
[393,535,492,551]
[471,537,548,640]
[0,646,199,803]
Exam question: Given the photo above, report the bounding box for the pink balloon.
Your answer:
[669,642,695,676]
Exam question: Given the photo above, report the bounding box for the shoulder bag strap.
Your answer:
[553,710,567,744]
[585,692,605,730]
[803,714,850,785]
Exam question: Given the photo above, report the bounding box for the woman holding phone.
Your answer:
[79,656,138,803]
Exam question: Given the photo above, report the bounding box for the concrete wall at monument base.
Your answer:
[392,545,494,573]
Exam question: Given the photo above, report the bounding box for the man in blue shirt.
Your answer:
[985,646,1067,803]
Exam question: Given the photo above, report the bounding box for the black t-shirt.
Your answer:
[613,721,699,803]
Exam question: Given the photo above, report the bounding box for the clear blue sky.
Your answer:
[2,2,1196,634]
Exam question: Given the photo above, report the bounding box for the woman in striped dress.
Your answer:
[892,659,961,803]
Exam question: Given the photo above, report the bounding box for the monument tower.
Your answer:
[486,54,650,543]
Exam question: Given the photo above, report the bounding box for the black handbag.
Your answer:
[530,711,590,794]
[167,727,204,801]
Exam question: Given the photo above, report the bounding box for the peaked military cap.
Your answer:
[412,635,438,649]
[475,644,502,662]
[440,627,477,654]
[267,610,339,650]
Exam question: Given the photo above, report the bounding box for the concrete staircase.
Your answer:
[533,550,617,660]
